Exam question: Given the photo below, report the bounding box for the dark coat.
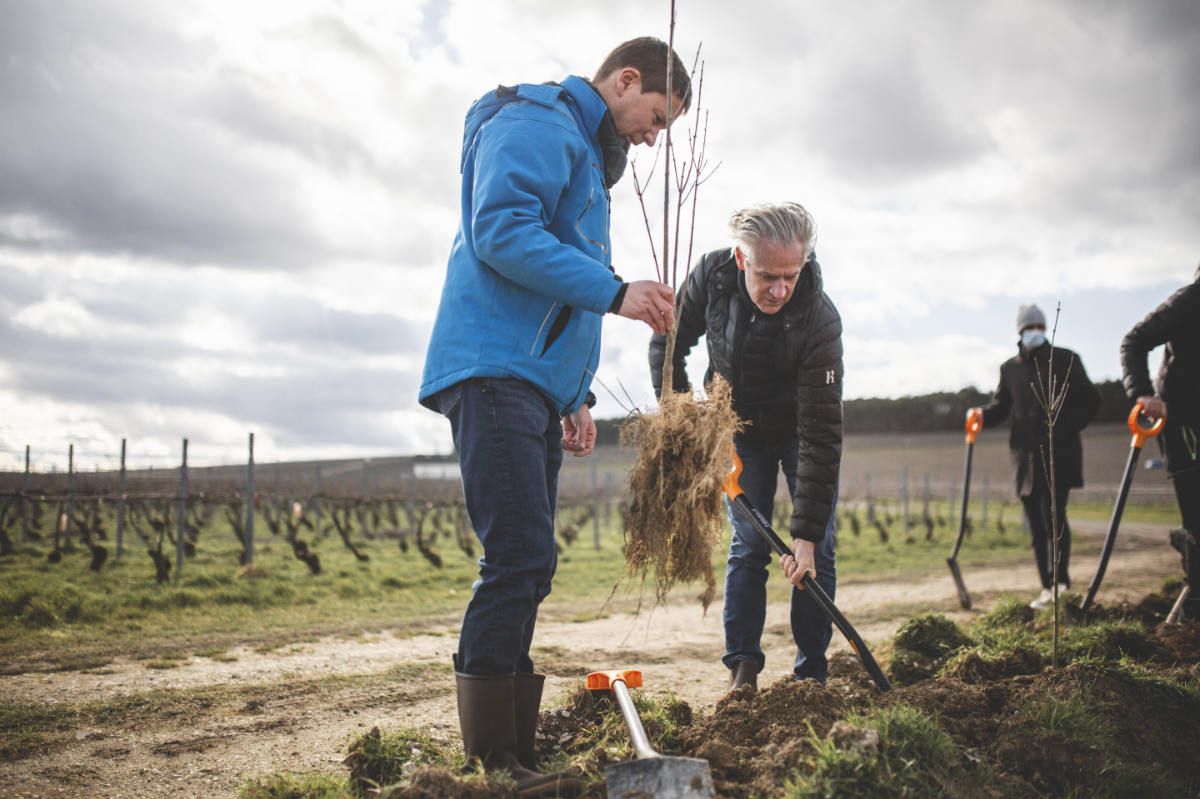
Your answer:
[1121,273,1200,473]
[1121,276,1200,414]
[648,247,843,541]
[981,342,1100,496]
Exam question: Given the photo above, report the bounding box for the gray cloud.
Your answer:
[805,52,992,180]
[0,6,324,268]
[0,0,461,271]
[2,313,416,447]
[3,0,1198,465]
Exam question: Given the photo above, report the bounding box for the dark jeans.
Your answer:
[1170,463,1200,617]
[436,378,563,676]
[722,434,837,683]
[1021,480,1072,589]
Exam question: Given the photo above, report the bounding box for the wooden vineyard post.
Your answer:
[116,438,127,559]
[65,443,75,544]
[20,445,30,543]
[245,433,256,565]
[175,438,188,580]
[591,459,601,551]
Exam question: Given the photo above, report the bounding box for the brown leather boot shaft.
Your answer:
[513,671,545,770]
[456,672,519,769]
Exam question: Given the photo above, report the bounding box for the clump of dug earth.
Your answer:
[620,377,741,609]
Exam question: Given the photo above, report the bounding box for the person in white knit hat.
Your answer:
[970,304,1101,609]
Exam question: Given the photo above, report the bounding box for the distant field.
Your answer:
[3,423,1173,508]
[552,421,1178,510]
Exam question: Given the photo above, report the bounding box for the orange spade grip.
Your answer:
[723,444,745,500]
[965,408,983,444]
[585,669,643,691]
[1127,401,1165,449]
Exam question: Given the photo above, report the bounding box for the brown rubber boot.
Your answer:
[729,660,759,693]
[513,672,545,770]
[456,672,584,797]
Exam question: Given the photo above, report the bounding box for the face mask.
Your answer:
[1021,329,1046,350]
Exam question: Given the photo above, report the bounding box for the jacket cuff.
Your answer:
[790,520,825,544]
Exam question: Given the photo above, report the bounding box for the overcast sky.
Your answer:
[2,0,1197,469]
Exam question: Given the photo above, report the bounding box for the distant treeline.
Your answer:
[594,380,1131,443]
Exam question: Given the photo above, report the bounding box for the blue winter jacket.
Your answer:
[418,76,623,415]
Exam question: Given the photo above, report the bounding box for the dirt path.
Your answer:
[1,520,1183,799]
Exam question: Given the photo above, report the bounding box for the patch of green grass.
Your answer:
[1020,693,1112,750]
[970,607,1157,669]
[1057,619,1156,663]
[0,700,77,761]
[239,771,350,799]
[1005,662,1197,798]
[143,658,184,670]
[194,646,232,659]
[343,726,454,796]
[783,704,991,799]
[548,682,691,780]
[889,614,974,685]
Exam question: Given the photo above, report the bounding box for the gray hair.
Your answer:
[729,202,816,262]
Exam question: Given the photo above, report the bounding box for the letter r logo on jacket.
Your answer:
[826,370,836,385]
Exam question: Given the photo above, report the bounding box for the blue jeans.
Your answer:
[722,434,838,682]
[436,378,562,676]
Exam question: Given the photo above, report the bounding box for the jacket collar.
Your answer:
[560,76,628,187]
[560,75,609,142]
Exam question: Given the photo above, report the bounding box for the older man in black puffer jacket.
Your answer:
[650,201,843,692]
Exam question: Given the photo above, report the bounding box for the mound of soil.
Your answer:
[1152,620,1200,665]
[679,676,858,798]
[944,646,1043,684]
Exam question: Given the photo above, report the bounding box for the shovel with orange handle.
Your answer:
[721,447,892,692]
[585,669,715,799]
[947,408,984,610]
[1078,401,1166,614]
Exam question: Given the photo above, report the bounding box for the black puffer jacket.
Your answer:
[1121,269,1200,473]
[648,247,843,542]
[981,342,1100,496]
[1121,272,1200,412]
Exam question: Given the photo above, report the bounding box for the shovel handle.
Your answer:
[586,669,643,690]
[586,670,659,760]
[1128,401,1165,449]
[965,408,983,444]
[722,445,746,501]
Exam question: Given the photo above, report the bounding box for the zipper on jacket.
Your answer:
[576,184,608,254]
[541,305,573,357]
[732,303,750,397]
[530,303,558,356]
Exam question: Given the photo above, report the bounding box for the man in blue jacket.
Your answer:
[419,38,689,796]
